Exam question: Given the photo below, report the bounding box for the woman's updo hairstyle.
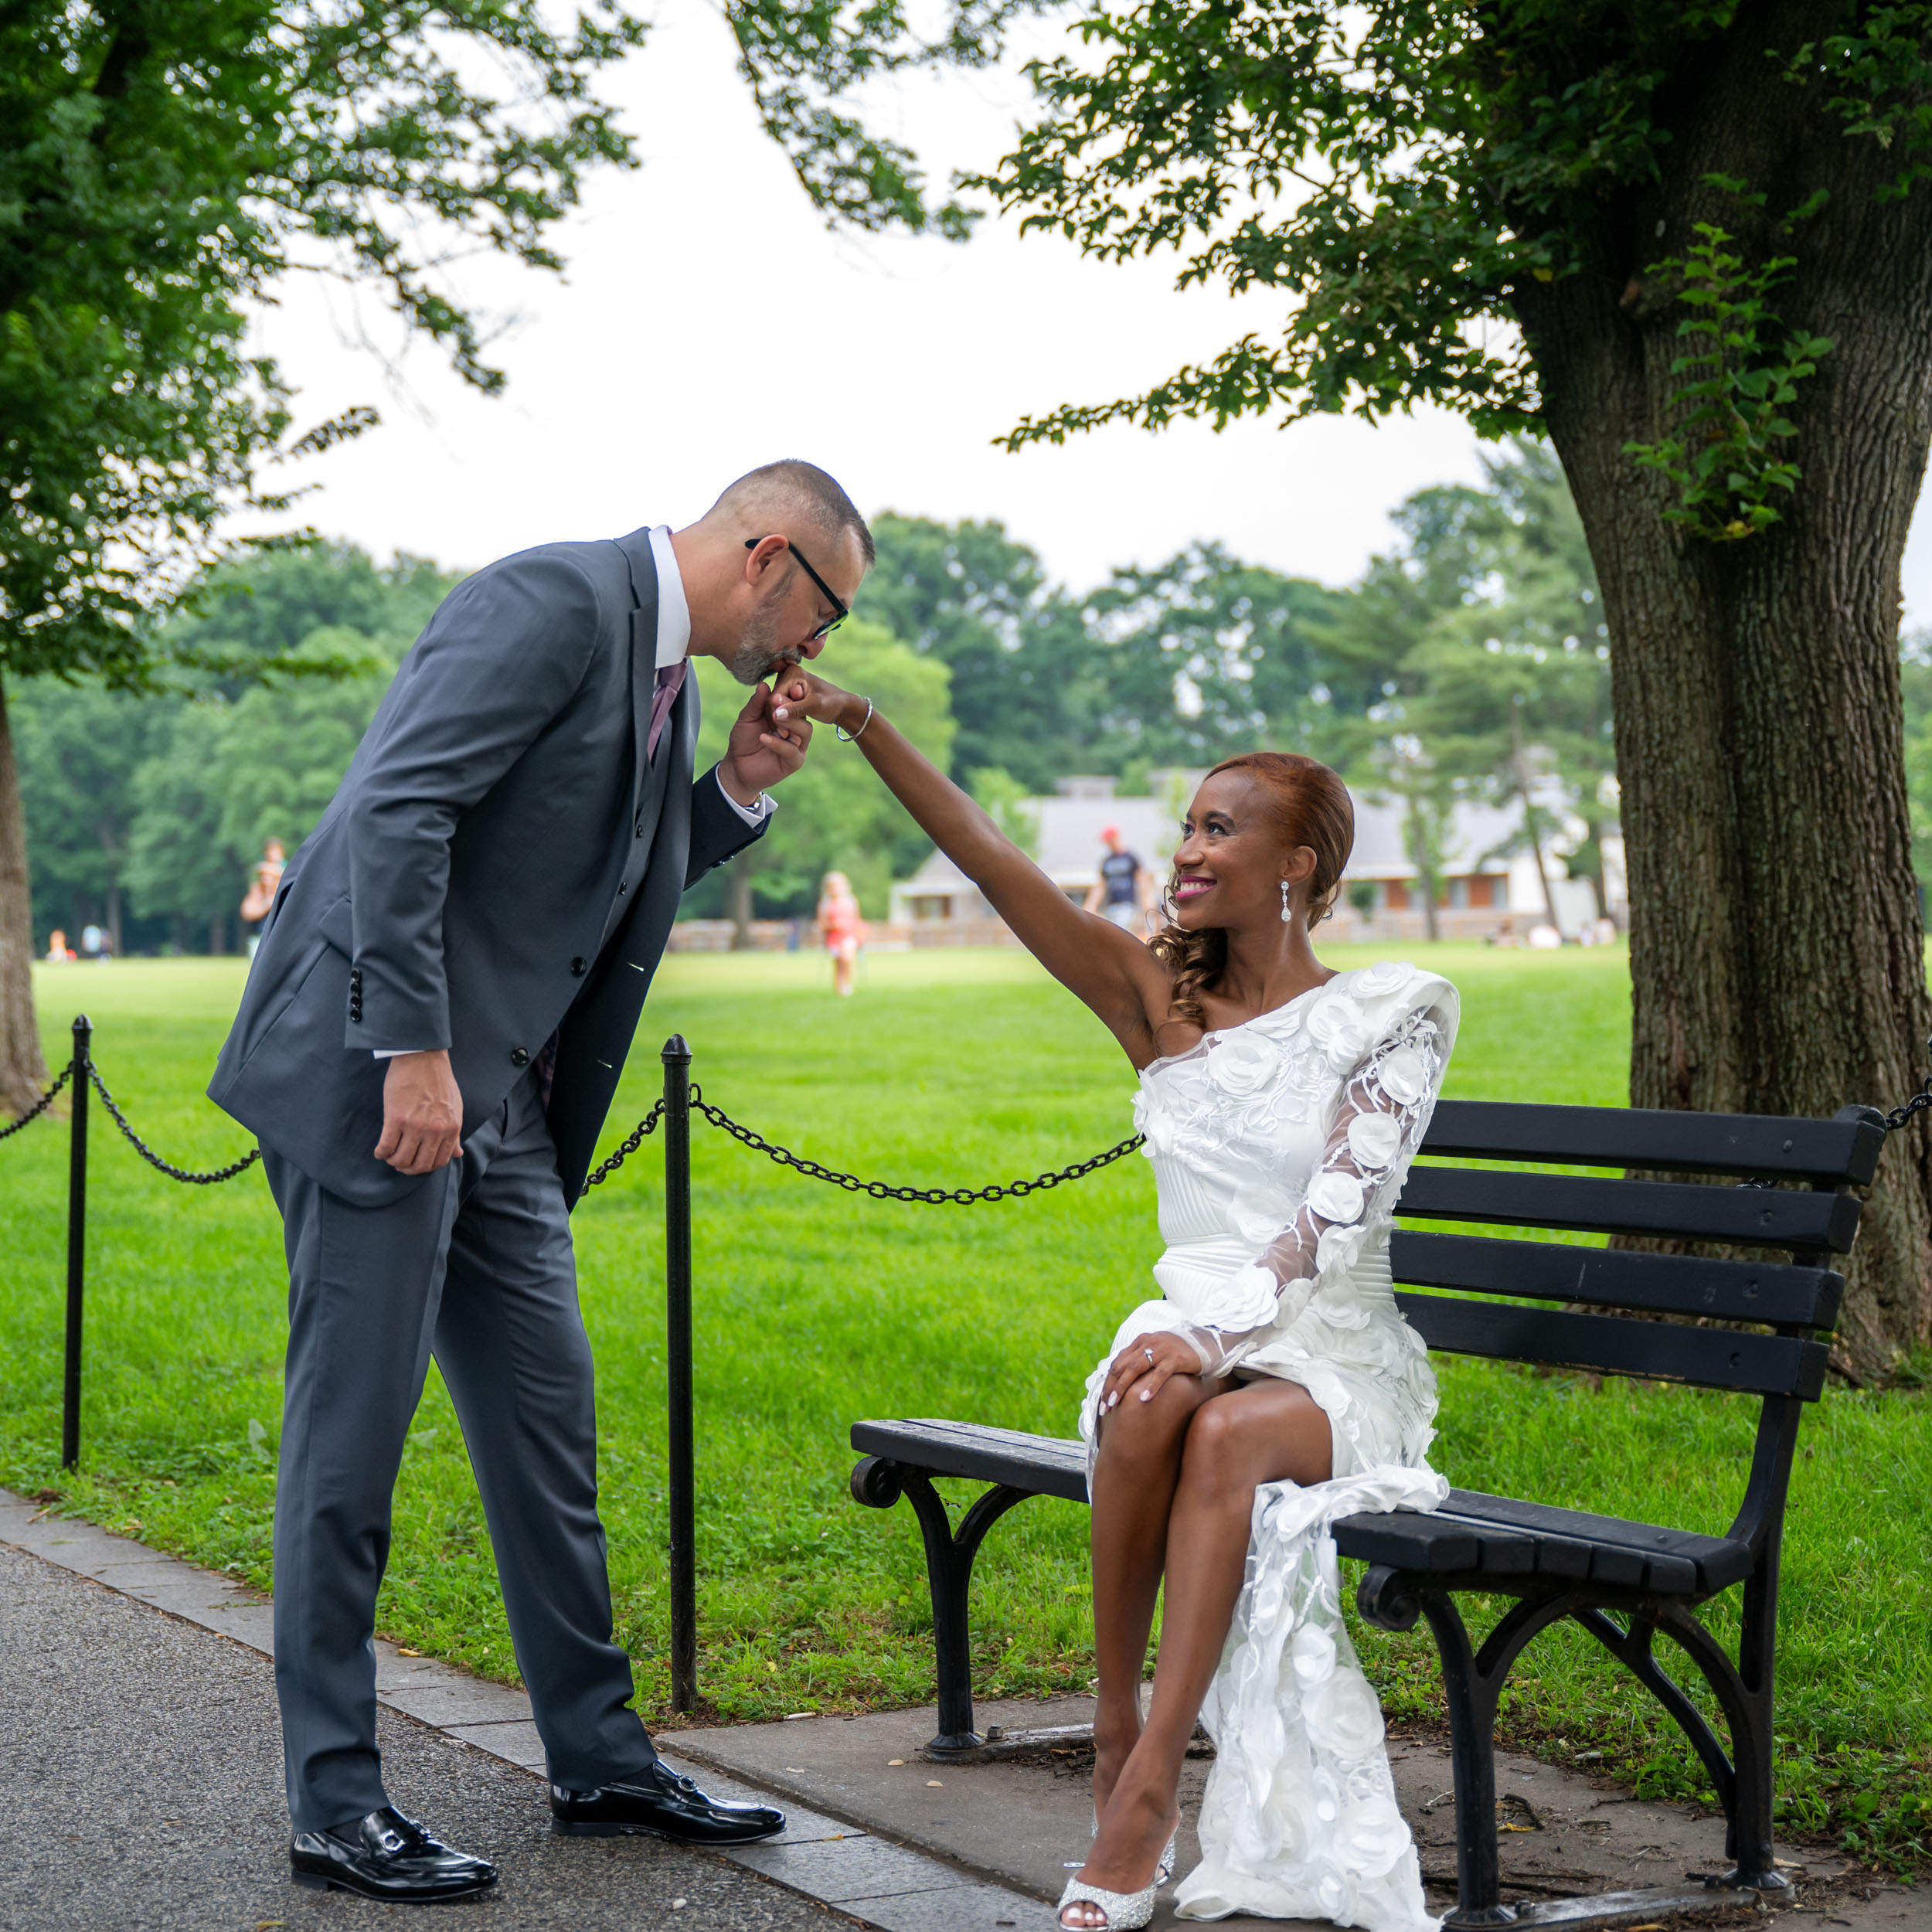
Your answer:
[1148,752,1355,1033]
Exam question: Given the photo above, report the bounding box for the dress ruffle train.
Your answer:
[1174,1464,1447,1929]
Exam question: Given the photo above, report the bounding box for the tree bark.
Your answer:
[0,673,50,1115]
[1519,3,1932,1377]
[727,869,754,950]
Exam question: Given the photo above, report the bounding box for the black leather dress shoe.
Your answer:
[551,1760,785,1844]
[290,1805,498,1903]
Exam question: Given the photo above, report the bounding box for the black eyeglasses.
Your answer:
[746,536,848,640]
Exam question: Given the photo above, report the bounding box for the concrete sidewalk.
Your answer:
[3,1488,1923,1932]
[0,1489,1046,1932]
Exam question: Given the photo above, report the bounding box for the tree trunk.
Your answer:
[1520,17,1932,1377]
[1406,800,1441,942]
[726,869,753,950]
[1522,804,1561,933]
[0,674,49,1115]
[105,876,122,957]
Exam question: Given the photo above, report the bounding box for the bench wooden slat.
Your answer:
[851,1417,1090,1502]
[1392,1292,1830,1396]
[1396,1165,1860,1253]
[1422,1099,1884,1185]
[1389,1230,1843,1329]
[849,1421,1753,1594]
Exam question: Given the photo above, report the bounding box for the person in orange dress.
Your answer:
[816,870,864,996]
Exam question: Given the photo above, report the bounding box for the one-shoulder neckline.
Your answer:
[1141,971,1342,1077]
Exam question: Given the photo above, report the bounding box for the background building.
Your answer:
[884,775,1624,944]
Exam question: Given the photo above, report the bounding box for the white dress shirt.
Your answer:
[375,526,771,1059]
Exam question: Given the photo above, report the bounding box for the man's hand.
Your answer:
[375,1049,464,1175]
[719,680,812,804]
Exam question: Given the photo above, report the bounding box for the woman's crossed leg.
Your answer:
[1069,1372,1333,1930]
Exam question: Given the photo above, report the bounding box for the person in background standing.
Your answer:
[240,838,287,960]
[1086,825,1151,940]
[817,869,864,996]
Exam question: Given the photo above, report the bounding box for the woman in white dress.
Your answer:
[775,672,1457,1932]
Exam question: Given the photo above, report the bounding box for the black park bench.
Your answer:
[848,1097,1883,1930]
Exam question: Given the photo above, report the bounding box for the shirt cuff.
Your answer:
[373,1049,428,1060]
[716,767,774,827]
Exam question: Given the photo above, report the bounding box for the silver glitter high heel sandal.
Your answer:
[1088,1813,1177,1885]
[1058,1872,1155,1930]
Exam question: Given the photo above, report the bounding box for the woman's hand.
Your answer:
[1100,1330,1204,1413]
[772,668,866,736]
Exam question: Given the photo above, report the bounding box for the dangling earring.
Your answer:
[1280,879,1293,923]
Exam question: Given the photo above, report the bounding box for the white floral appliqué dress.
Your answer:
[1077,961,1459,1930]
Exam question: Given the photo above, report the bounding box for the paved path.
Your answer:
[0,1540,839,1931]
[0,1491,1046,1931]
[3,1488,1923,1932]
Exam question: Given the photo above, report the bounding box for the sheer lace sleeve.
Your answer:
[1178,1005,1448,1377]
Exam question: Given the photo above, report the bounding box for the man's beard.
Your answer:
[729,604,795,686]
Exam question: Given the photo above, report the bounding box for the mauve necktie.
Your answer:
[648,658,687,759]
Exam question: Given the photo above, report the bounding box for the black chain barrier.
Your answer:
[0,1062,72,1141]
[86,1063,263,1184]
[1881,1033,1932,1133]
[578,1098,666,1196]
[582,1082,1143,1203]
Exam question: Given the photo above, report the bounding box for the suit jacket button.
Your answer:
[510,1046,529,1067]
[570,957,587,976]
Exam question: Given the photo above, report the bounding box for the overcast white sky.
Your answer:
[245,2,1932,624]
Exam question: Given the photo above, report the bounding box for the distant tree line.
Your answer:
[14,548,451,955]
[65,440,1932,944]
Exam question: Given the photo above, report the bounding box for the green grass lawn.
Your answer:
[2,945,1926,1869]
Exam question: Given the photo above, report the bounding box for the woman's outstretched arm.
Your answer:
[778,670,1172,1058]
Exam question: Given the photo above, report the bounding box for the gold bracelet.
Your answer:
[835,696,874,743]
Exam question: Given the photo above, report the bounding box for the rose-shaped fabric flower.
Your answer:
[1260,1780,1314,1867]
[1306,1170,1366,1227]
[1354,960,1417,998]
[1290,1622,1338,1685]
[1375,1043,1431,1106]
[1332,1792,1412,1876]
[1315,1219,1366,1277]
[1306,994,1372,1070]
[1207,1029,1282,1097]
[1304,1668,1386,1759]
[1194,1260,1281,1331]
[1345,1111,1403,1172]
[1311,1278,1373,1331]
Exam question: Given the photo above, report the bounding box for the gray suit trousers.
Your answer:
[264,1073,654,1832]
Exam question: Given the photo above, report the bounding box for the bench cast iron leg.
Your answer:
[1572,1600,1783,1891]
[1362,1568,1579,1930]
[850,1456,1035,1757]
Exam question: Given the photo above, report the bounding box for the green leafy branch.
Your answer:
[1624,216,1833,543]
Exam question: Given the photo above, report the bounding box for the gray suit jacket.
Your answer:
[209,527,764,1208]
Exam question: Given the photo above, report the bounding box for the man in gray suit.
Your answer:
[210,461,869,1904]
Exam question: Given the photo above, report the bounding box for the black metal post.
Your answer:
[662,1035,697,1712]
[62,1015,91,1471]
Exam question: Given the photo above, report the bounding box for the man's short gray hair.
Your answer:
[709,460,875,566]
